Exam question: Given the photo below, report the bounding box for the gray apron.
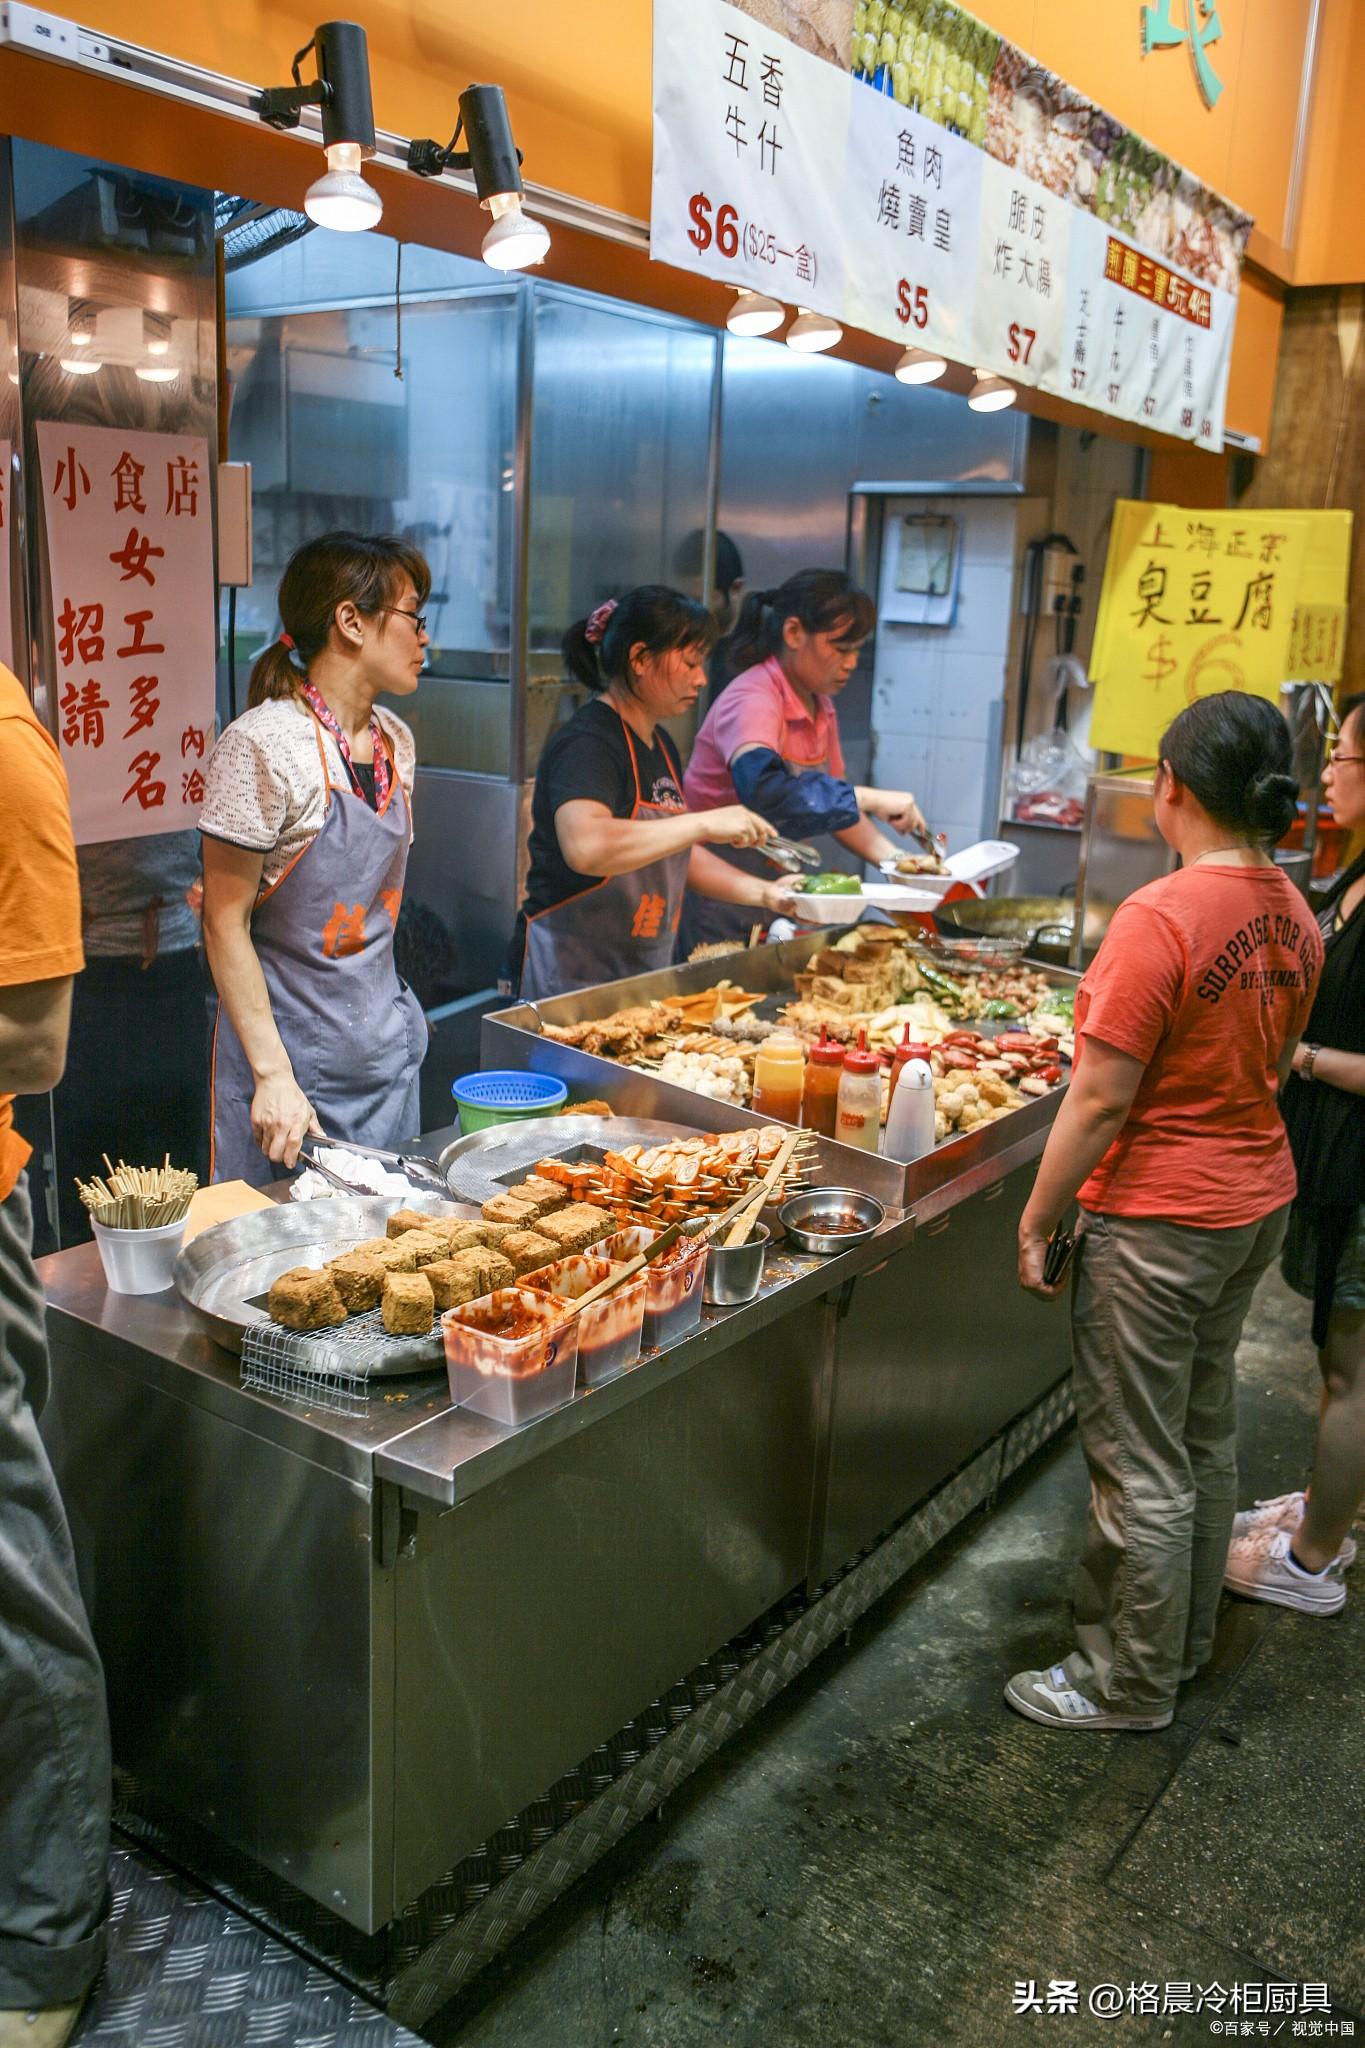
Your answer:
[210,716,425,1187]
[521,715,689,1001]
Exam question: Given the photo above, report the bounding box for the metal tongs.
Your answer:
[761,835,821,873]
[298,1140,450,1197]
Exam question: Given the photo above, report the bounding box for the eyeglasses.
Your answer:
[375,605,428,635]
[1328,752,1364,768]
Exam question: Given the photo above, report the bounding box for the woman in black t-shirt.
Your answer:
[510,587,793,999]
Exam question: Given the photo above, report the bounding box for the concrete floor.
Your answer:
[426,1269,1364,2048]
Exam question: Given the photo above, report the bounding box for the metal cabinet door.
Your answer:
[814,1165,1071,1581]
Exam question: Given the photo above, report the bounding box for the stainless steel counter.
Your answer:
[38,1072,1070,1939]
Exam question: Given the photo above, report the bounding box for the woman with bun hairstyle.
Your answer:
[510,587,792,999]
[680,568,928,951]
[1008,691,1321,1734]
[199,531,431,1185]
[1224,693,1365,1616]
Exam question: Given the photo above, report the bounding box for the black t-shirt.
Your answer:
[509,697,685,978]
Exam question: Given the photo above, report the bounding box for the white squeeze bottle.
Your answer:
[836,1030,883,1153]
[883,1057,936,1163]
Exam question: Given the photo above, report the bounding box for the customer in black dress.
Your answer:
[1225,695,1365,1613]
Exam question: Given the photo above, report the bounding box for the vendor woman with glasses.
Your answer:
[680,568,927,952]
[199,531,431,1185]
[510,586,794,1000]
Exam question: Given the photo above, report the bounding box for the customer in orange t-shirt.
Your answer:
[1005,691,1322,1735]
[0,666,110,2044]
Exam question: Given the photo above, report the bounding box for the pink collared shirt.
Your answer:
[683,657,847,813]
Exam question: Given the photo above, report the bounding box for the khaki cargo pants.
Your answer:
[1063,1204,1290,1718]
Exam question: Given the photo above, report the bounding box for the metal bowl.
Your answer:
[778,1187,885,1254]
[703,1224,770,1306]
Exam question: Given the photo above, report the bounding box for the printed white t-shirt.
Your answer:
[198,694,416,894]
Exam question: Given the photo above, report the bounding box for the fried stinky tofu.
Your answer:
[499,1228,561,1276]
[445,1220,514,1252]
[506,1178,569,1219]
[481,1192,540,1228]
[397,1230,448,1268]
[326,1251,387,1314]
[386,1208,434,1239]
[268,1265,346,1331]
[354,1235,419,1273]
[536,1203,613,1256]
[425,1248,516,1311]
[381,1271,434,1336]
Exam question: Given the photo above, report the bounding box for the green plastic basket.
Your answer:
[450,1070,569,1136]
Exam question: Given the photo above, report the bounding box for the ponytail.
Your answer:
[245,530,431,711]
[720,567,875,675]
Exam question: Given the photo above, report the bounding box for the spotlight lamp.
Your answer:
[967,369,1017,412]
[894,345,947,385]
[256,21,384,232]
[407,84,551,271]
[727,288,785,336]
[786,306,842,353]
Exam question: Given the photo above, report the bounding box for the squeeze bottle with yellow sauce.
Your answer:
[836,1030,883,1152]
[752,1031,806,1126]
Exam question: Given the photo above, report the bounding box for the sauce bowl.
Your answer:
[778,1188,885,1254]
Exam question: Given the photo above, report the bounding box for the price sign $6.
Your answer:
[689,192,739,258]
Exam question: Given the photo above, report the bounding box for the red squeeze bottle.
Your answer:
[801,1029,845,1138]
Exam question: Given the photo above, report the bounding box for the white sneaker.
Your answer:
[1223,1527,1347,1615]
[1230,1490,1358,1569]
[1004,1664,1173,1732]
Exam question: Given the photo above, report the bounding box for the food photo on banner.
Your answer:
[653,0,1249,447]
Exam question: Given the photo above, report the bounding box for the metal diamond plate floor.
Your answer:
[71,1839,427,2048]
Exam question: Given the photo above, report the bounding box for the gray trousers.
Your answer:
[0,1177,110,2007]
[1064,1204,1290,1717]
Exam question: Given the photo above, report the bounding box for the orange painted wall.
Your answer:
[1293,0,1365,285]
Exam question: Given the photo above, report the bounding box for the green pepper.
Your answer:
[798,871,862,895]
[979,999,1020,1018]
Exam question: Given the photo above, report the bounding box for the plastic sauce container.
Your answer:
[883,1056,936,1163]
[522,1254,647,1387]
[836,1030,883,1153]
[599,1227,709,1347]
[752,1032,806,1127]
[801,1030,845,1138]
[442,1288,580,1425]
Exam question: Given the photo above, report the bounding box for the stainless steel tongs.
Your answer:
[761,836,821,873]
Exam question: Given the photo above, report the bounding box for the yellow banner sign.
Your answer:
[1089,500,1339,757]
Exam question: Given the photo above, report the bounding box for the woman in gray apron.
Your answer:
[511,587,793,1001]
[679,568,927,953]
[199,532,430,1187]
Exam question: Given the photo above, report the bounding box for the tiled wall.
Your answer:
[870,494,1021,850]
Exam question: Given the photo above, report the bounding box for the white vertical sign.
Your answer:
[843,92,983,360]
[37,422,215,847]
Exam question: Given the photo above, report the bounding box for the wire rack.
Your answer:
[240,1314,386,1415]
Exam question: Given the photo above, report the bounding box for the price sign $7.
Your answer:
[1007,323,1036,367]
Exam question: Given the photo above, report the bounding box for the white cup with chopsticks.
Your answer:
[81,1156,197,1294]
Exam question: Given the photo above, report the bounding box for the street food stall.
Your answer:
[36,923,1077,2022]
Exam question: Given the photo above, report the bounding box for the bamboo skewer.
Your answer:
[75,1156,198,1231]
[725,1129,803,1249]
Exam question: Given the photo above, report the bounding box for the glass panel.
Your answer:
[226,289,518,776]
[525,291,718,772]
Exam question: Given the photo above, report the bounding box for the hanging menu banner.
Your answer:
[651,0,1249,449]
[36,422,216,847]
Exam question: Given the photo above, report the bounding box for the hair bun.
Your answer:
[1247,769,1299,842]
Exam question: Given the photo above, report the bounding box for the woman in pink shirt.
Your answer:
[680,569,926,952]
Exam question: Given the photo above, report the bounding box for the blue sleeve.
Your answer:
[730,747,861,836]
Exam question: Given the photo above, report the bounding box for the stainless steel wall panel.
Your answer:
[405,770,521,991]
[389,1303,831,1903]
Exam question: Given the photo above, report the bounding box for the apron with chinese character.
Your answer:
[520,712,689,1001]
[681,657,839,953]
[210,717,426,1187]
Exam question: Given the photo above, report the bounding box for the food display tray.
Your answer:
[437,1113,703,1205]
[174,1194,476,1373]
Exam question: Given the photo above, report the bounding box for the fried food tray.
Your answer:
[174,1194,476,1373]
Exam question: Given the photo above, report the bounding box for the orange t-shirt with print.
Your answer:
[1076,863,1323,1228]
[0,666,85,1201]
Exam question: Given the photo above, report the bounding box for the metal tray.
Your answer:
[438,1113,703,1205]
[174,1194,478,1371]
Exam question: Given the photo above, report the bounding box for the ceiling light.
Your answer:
[60,356,102,376]
[136,363,180,384]
[894,346,947,385]
[786,307,842,354]
[967,370,1017,412]
[143,311,172,356]
[408,83,552,273]
[305,142,384,231]
[258,21,383,233]
[727,288,785,337]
